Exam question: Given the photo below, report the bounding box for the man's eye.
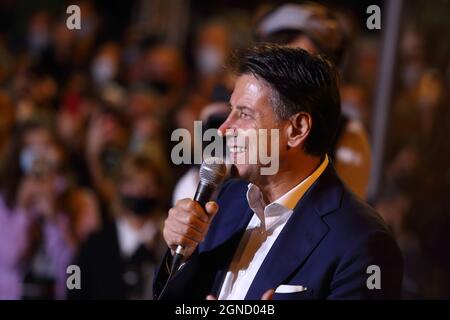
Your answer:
[239,111,251,119]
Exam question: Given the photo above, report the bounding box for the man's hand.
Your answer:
[163,199,219,259]
[206,289,275,300]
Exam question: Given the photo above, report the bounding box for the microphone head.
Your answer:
[199,157,228,186]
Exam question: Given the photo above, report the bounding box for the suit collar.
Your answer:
[245,163,344,299]
[302,162,344,217]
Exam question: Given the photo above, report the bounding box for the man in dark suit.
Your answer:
[154,44,402,300]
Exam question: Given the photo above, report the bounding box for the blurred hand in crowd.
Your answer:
[17,173,58,218]
[86,109,128,159]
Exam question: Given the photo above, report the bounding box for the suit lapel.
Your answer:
[244,201,328,299]
[245,164,343,299]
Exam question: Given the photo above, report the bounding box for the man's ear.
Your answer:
[286,112,312,148]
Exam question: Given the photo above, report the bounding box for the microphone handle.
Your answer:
[193,182,216,209]
[172,182,215,272]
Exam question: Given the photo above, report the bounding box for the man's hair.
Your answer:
[119,153,162,185]
[230,43,341,156]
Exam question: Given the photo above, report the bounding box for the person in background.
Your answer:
[254,2,372,200]
[194,19,233,100]
[172,101,230,204]
[0,120,77,299]
[141,44,188,115]
[378,69,450,298]
[90,42,122,88]
[63,188,102,249]
[85,104,130,207]
[128,112,173,198]
[69,154,167,299]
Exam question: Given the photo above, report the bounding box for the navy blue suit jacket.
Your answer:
[154,164,403,300]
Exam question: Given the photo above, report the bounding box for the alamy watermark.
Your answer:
[66,264,81,290]
[366,264,381,290]
[171,121,280,175]
[366,5,381,30]
[66,4,381,32]
[66,5,81,30]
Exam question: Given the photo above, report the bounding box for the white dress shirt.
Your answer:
[116,218,159,258]
[218,155,329,300]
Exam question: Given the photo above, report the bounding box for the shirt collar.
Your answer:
[274,155,329,210]
[246,155,329,229]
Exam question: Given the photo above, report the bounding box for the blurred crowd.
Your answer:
[0,0,449,299]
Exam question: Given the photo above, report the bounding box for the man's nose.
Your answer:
[217,116,235,137]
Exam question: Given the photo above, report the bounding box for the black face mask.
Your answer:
[147,80,172,95]
[121,195,159,216]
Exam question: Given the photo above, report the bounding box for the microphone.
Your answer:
[171,157,227,273]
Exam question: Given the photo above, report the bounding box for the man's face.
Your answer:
[218,74,285,181]
[120,171,158,199]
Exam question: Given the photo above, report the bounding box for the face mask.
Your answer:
[121,195,158,216]
[20,145,51,174]
[20,146,38,174]
[196,45,224,76]
[20,145,60,178]
[148,80,172,95]
[92,57,116,85]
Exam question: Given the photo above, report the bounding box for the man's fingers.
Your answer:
[205,201,219,218]
[163,199,220,260]
[175,213,208,234]
[167,213,207,242]
[179,199,209,223]
[261,289,275,300]
[165,223,204,244]
[206,294,217,300]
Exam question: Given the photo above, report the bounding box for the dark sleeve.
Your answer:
[327,231,403,299]
[153,249,208,300]
[152,251,170,299]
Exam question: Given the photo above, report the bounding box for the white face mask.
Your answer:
[196,45,224,76]
[20,144,59,176]
[92,56,117,85]
[20,145,41,174]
